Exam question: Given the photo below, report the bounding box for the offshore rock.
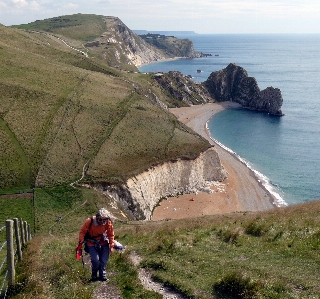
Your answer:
[204,63,284,116]
[105,147,227,220]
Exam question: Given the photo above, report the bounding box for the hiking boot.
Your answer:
[91,276,99,282]
[100,276,109,282]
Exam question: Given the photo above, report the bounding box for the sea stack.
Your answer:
[204,63,284,116]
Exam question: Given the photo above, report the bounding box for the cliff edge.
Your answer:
[104,147,227,220]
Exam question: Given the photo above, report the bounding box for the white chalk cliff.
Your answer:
[106,147,227,220]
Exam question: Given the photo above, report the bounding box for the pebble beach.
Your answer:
[152,102,276,221]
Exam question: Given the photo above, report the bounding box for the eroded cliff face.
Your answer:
[85,17,203,68]
[153,71,213,106]
[204,63,284,116]
[104,147,227,220]
[83,16,167,68]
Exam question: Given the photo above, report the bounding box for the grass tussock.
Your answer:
[213,271,261,299]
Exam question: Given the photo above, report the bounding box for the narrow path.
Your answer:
[129,251,187,299]
[83,250,187,298]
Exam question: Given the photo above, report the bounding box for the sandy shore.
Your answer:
[152,102,276,221]
[137,57,183,68]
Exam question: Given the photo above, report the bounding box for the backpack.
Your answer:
[84,217,93,253]
[83,216,110,252]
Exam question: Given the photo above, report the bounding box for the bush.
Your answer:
[213,271,261,299]
[217,228,241,244]
[244,219,268,237]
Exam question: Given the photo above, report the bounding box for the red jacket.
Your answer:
[79,216,114,248]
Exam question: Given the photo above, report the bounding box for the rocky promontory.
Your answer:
[204,63,284,116]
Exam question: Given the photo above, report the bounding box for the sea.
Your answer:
[139,34,320,206]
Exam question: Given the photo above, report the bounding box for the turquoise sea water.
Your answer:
[139,34,320,206]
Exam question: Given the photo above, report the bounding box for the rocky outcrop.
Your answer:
[153,71,213,106]
[139,33,202,58]
[96,17,167,67]
[204,63,283,116]
[104,147,227,220]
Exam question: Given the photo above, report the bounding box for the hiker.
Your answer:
[78,208,115,281]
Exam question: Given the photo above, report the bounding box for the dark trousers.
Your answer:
[88,243,110,278]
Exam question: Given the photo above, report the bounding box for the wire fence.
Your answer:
[0,219,31,299]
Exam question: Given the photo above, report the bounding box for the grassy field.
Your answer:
[3,197,320,298]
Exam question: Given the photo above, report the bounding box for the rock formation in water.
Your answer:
[204,63,284,116]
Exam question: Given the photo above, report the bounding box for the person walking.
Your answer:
[78,208,115,281]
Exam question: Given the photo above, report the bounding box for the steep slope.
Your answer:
[139,33,202,58]
[0,23,219,192]
[153,71,213,107]
[13,14,193,69]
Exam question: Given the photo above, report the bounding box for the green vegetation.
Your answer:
[12,14,107,41]
[0,16,209,190]
[116,201,320,298]
[5,195,320,298]
[2,13,319,299]
[139,33,196,57]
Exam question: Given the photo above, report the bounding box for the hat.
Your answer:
[97,208,109,218]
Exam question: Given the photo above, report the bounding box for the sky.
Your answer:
[1,0,320,34]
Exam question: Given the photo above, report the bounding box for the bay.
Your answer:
[139,34,320,205]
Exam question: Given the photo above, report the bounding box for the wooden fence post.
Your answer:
[20,218,25,247]
[27,224,31,241]
[6,220,15,285]
[23,221,28,242]
[13,218,23,261]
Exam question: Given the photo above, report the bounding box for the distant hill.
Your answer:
[133,30,198,36]
[13,15,201,68]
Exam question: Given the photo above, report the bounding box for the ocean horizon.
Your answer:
[139,34,320,206]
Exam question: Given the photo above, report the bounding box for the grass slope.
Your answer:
[0,18,209,190]
[7,198,320,298]
[12,14,107,41]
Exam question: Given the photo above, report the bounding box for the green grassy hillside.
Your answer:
[139,33,198,57]
[3,14,317,299]
[12,14,107,41]
[8,199,320,298]
[0,18,209,190]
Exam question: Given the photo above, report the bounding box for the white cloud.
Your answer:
[64,2,78,9]
[0,0,319,33]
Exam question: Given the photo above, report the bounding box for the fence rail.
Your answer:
[0,218,31,299]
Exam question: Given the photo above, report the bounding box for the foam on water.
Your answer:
[206,121,287,207]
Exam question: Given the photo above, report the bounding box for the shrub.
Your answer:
[217,227,241,244]
[213,271,261,299]
[244,218,268,237]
